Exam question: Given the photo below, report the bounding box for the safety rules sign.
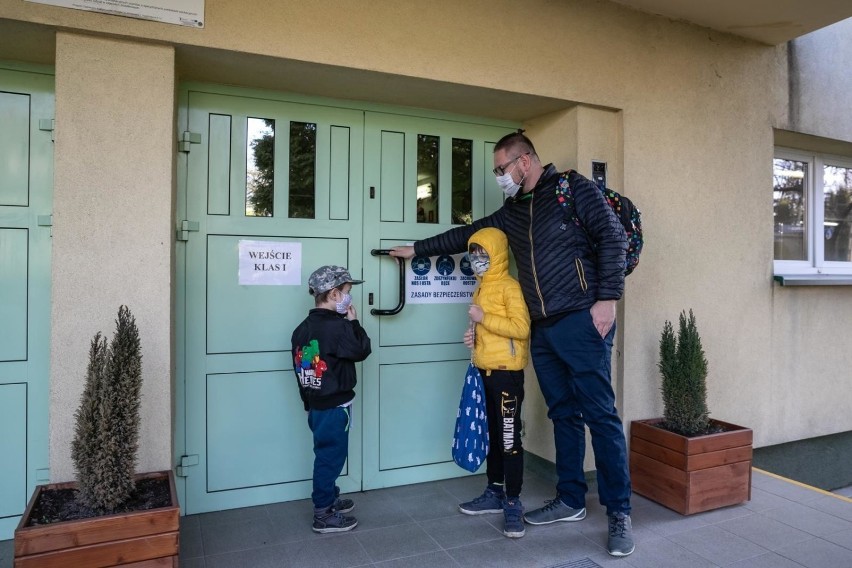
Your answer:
[26,0,205,28]
[407,253,477,304]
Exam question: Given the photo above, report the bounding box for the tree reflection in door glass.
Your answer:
[246,118,274,217]
[417,134,439,223]
[452,138,473,224]
[823,164,852,262]
[289,122,317,219]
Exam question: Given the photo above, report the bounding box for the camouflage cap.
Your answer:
[308,265,364,296]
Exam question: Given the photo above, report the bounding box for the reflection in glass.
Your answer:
[823,164,852,262]
[246,118,274,217]
[452,139,473,225]
[773,158,807,261]
[417,134,439,224]
[289,122,317,219]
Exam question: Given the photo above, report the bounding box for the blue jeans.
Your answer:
[530,309,631,515]
[308,405,351,510]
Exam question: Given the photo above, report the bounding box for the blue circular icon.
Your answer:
[436,255,456,276]
[460,255,473,276]
[411,256,431,275]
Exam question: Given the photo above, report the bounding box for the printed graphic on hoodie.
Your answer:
[294,339,327,390]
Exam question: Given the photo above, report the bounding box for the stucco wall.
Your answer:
[50,33,175,481]
[2,0,849,480]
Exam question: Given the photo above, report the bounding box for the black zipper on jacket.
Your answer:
[528,190,546,317]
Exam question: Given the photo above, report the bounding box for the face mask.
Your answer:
[470,254,490,277]
[495,165,526,198]
[335,292,352,314]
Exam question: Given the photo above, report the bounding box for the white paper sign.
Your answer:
[407,253,477,304]
[26,0,205,28]
[238,240,301,286]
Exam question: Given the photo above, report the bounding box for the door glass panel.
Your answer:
[246,118,275,217]
[289,122,317,219]
[417,134,439,224]
[452,138,473,225]
[773,158,807,261]
[823,163,852,262]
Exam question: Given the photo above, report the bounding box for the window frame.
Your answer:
[774,146,852,277]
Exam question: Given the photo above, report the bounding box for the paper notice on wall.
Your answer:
[407,253,477,304]
[238,240,302,286]
[26,0,205,28]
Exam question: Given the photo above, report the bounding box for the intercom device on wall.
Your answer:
[592,160,607,189]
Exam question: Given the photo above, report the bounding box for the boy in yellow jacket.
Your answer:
[458,227,531,538]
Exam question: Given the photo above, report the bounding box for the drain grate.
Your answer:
[545,559,603,568]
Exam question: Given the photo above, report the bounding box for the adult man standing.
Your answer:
[390,132,634,557]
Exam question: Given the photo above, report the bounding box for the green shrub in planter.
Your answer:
[71,305,142,513]
[658,309,710,437]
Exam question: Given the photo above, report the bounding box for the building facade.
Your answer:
[1,0,851,538]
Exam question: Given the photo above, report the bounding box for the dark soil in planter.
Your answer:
[657,421,727,437]
[25,477,173,527]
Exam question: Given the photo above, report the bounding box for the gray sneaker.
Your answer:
[523,498,586,525]
[503,498,525,538]
[607,512,635,556]
[459,486,505,515]
[312,508,357,533]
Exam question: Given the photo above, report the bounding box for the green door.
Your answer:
[179,87,513,513]
[360,112,508,489]
[0,66,54,539]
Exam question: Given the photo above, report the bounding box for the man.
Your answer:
[390,132,634,557]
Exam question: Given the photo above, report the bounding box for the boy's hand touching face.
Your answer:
[346,303,358,321]
[468,304,484,323]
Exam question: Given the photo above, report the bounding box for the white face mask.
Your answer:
[335,292,352,314]
[469,253,490,277]
[495,165,525,198]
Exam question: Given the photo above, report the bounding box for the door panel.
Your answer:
[361,112,510,489]
[0,67,54,540]
[182,91,365,514]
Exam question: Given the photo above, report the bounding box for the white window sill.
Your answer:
[773,274,852,286]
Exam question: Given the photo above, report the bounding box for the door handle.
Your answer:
[370,249,406,316]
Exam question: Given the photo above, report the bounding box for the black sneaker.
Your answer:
[312,508,358,534]
[523,498,586,525]
[503,498,525,538]
[458,486,505,515]
[333,497,355,514]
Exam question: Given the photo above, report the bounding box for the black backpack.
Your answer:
[556,170,643,276]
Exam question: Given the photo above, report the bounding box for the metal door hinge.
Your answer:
[175,454,199,477]
[177,220,199,241]
[179,131,202,152]
[39,119,55,141]
[37,215,53,227]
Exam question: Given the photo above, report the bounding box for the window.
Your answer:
[774,148,852,276]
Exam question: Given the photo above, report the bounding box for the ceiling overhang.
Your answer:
[610,0,852,44]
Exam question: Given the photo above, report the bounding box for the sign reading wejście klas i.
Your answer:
[238,240,301,286]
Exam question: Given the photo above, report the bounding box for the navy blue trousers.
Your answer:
[308,405,351,510]
[530,309,631,515]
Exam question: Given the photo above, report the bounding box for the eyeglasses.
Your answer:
[492,152,529,176]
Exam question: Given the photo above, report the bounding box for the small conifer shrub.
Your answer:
[71,306,142,513]
[658,309,710,437]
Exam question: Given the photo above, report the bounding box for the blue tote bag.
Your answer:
[451,362,489,472]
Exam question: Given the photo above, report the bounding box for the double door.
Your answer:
[179,87,511,513]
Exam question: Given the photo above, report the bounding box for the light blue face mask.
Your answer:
[335,292,352,314]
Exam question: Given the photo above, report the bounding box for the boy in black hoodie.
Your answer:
[292,265,371,533]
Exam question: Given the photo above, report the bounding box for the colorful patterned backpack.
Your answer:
[556,170,644,276]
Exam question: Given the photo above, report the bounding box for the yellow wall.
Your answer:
[2,0,850,479]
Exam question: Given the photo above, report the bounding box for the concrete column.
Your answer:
[50,32,175,482]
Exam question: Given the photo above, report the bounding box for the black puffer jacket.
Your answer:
[415,165,626,321]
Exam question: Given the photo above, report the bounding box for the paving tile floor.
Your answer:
[2,468,851,567]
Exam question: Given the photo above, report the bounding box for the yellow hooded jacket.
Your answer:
[468,227,530,372]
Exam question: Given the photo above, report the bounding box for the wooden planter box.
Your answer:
[629,418,752,515]
[13,470,180,568]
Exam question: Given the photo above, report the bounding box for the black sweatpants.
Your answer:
[482,368,524,499]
